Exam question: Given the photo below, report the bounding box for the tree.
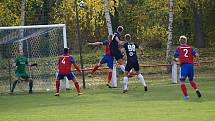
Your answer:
[103,0,113,35]
[0,0,21,26]
[166,0,174,64]
[189,0,204,47]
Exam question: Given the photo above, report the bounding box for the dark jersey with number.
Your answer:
[58,54,75,74]
[174,45,196,64]
[123,42,139,63]
[109,32,120,53]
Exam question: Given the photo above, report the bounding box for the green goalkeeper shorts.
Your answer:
[16,72,30,79]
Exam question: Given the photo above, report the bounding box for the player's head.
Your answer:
[125,34,131,42]
[179,35,187,45]
[64,48,69,54]
[117,26,124,34]
[108,34,113,40]
[18,50,24,56]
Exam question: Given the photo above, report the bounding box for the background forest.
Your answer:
[0,0,215,50]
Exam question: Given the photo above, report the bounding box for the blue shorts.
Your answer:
[99,55,113,69]
[57,73,76,80]
[180,64,194,82]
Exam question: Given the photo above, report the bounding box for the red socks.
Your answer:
[74,82,80,93]
[108,72,112,83]
[92,65,100,74]
[181,84,188,96]
[56,80,60,93]
[56,80,81,94]
[190,81,197,90]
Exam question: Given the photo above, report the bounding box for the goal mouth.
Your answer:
[0,24,68,93]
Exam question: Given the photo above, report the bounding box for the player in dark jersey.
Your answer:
[174,35,201,100]
[88,34,113,87]
[10,50,35,94]
[55,48,82,96]
[122,34,147,93]
[109,26,126,72]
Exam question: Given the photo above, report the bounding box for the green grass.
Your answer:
[0,78,215,121]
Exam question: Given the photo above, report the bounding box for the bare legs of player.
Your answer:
[122,71,147,93]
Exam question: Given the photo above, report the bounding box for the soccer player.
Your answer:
[88,34,113,88]
[109,26,126,72]
[174,35,202,99]
[122,34,147,93]
[55,48,82,96]
[10,50,34,94]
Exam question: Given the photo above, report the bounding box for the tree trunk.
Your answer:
[189,0,204,47]
[42,0,49,25]
[74,0,86,88]
[165,0,174,64]
[19,0,26,51]
[103,0,113,35]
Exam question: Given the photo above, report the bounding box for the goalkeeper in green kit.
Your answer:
[10,50,37,94]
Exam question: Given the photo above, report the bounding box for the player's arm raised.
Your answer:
[116,36,125,45]
[88,41,103,46]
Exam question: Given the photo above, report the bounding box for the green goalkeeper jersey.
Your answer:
[15,56,28,73]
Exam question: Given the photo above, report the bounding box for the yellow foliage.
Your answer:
[0,3,20,26]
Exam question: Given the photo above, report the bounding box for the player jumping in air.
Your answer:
[10,50,36,94]
[109,26,126,72]
[174,35,202,100]
[88,34,113,88]
[122,34,148,93]
[55,48,82,96]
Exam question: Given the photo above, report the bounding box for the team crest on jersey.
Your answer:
[129,52,134,56]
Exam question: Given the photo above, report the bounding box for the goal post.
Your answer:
[0,24,70,93]
[171,62,178,84]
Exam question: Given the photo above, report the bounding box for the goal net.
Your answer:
[0,24,67,94]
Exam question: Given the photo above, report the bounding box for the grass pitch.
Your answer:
[0,78,214,121]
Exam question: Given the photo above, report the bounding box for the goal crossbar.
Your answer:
[0,24,66,30]
[0,24,67,48]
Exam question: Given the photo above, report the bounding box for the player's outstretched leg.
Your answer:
[91,64,100,75]
[190,80,201,98]
[137,73,147,91]
[73,79,82,95]
[55,80,60,96]
[118,59,125,72]
[119,64,125,72]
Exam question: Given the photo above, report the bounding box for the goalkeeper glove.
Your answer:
[30,63,38,67]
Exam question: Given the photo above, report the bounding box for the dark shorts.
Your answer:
[180,64,194,81]
[125,61,139,72]
[110,49,123,61]
[57,73,76,80]
[16,72,30,79]
[99,55,114,69]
